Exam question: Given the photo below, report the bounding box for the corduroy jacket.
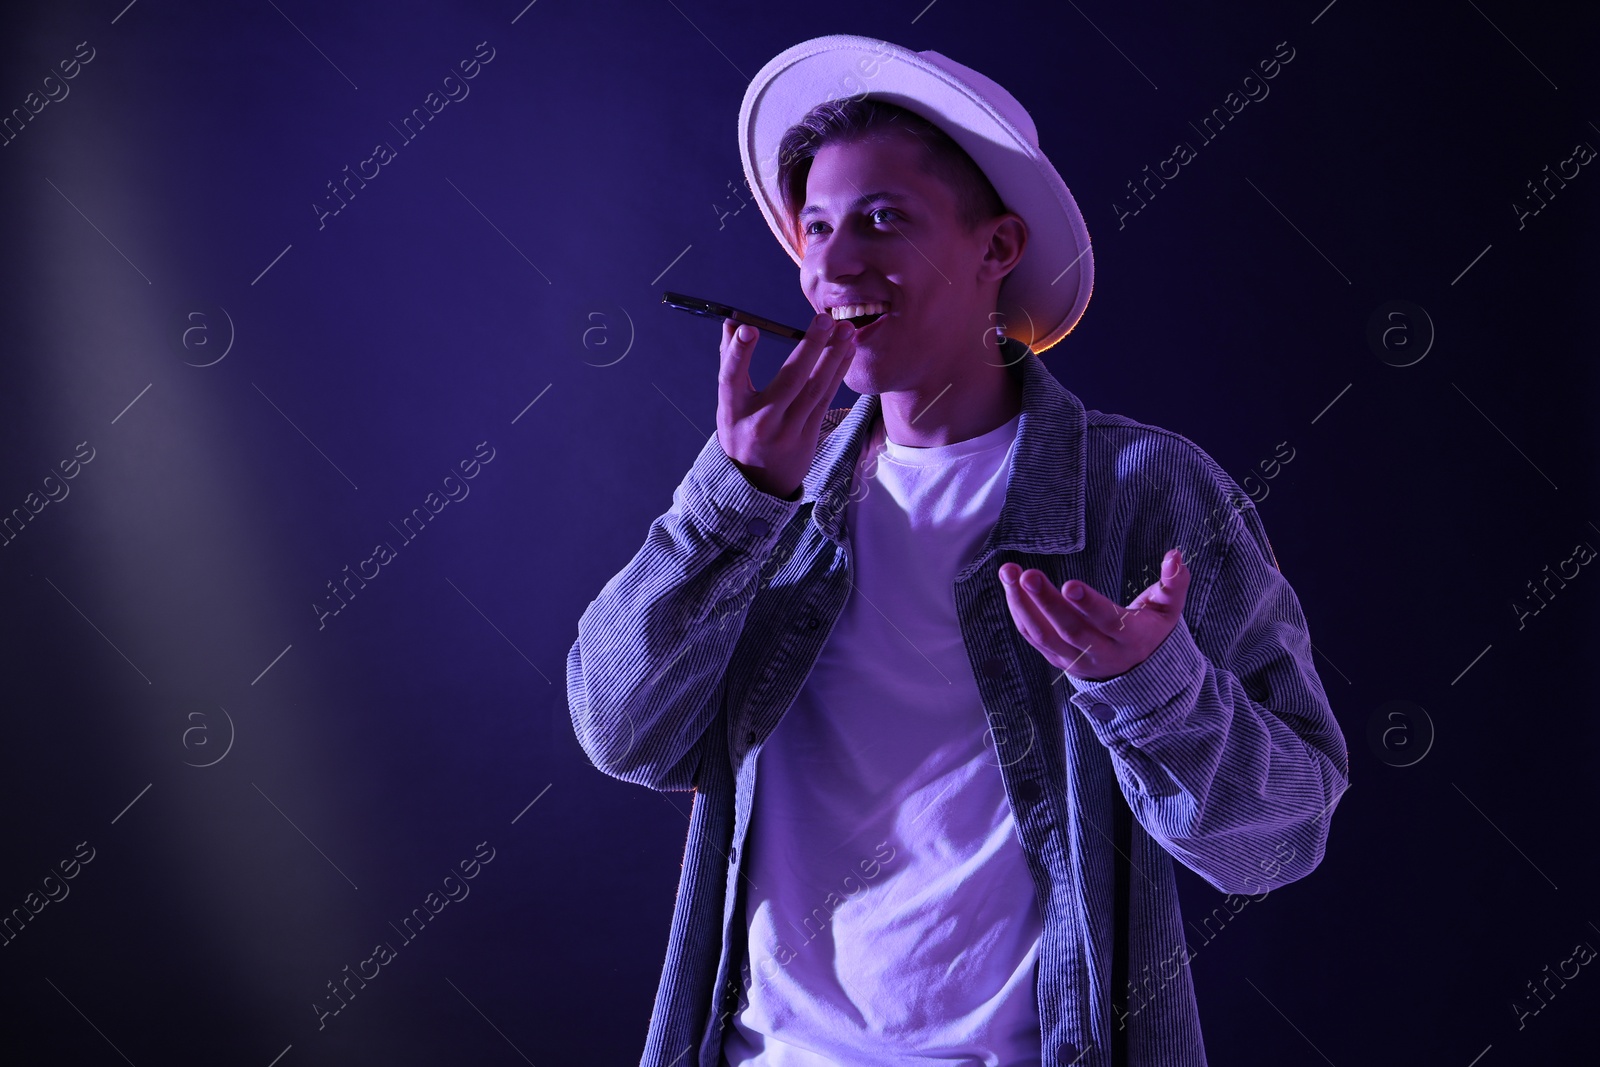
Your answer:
[566,337,1350,1066]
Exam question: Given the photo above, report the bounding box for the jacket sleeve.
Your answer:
[566,428,806,792]
[1066,460,1351,896]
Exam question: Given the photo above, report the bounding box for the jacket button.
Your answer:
[1059,1043,1081,1063]
[744,516,770,538]
[1017,778,1043,803]
[1088,701,1116,723]
[729,846,738,864]
[803,614,820,630]
[746,729,757,744]
[982,655,1007,678]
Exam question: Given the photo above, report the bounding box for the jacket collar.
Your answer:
[803,336,1087,555]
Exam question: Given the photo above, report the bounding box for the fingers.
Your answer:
[717,318,758,415]
[998,564,1102,661]
[1129,550,1189,614]
[798,317,858,445]
[1149,549,1186,604]
[722,313,839,420]
[806,316,858,408]
[719,314,855,461]
[1005,563,1125,632]
[999,552,1190,647]
[995,553,1192,679]
[768,313,854,411]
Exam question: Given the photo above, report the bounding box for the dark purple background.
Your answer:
[1,1,1595,1064]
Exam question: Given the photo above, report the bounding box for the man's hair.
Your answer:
[774,97,1007,245]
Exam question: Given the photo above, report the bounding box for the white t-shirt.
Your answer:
[724,409,1044,1066]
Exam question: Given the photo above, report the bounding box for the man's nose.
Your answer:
[813,227,868,281]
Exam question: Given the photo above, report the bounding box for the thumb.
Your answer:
[718,318,758,402]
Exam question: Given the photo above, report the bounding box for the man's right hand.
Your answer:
[717,312,857,501]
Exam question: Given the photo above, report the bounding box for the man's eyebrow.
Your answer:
[798,191,913,221]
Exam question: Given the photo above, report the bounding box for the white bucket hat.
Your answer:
[738,34,1094,352]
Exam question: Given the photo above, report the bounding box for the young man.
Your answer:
[567,35,1350,1067]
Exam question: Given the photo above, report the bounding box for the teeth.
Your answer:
[829,302,889,320]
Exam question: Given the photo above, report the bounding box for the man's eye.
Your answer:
[802,209,898,239]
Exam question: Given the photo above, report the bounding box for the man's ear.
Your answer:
[984,214,1028,281]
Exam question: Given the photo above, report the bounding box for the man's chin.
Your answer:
[842,359,887,397]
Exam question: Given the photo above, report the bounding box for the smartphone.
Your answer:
[661,290,809,341]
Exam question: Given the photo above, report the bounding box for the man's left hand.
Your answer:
[998,548,1190,682]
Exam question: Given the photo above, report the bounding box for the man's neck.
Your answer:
[878,357,1024,449]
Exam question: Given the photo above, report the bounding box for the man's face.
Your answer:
[797,131,1016,397]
